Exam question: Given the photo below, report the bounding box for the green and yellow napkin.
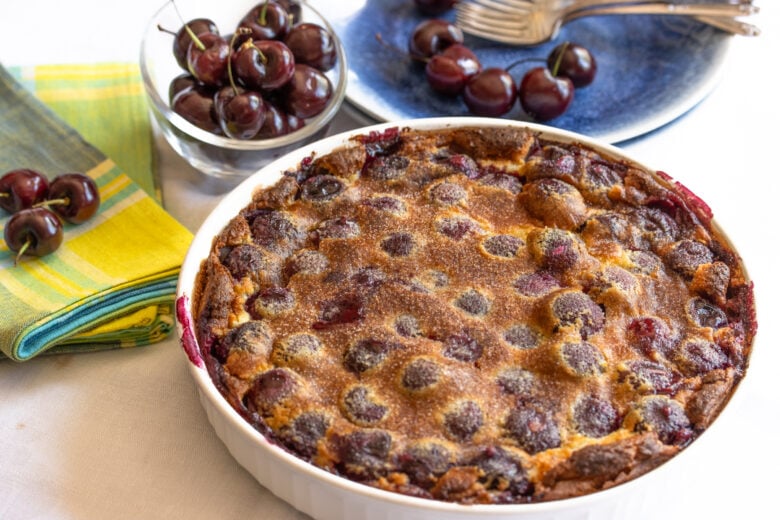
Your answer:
[0,63,193,362]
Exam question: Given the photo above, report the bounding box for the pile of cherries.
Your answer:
[1,168,100,263]
[164,0,338,140]
[408,7,596,121]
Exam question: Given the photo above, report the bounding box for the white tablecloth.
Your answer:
[1,1,778,518]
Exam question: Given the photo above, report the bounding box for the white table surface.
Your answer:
[1,1,778,519]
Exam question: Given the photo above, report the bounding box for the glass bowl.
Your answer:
[140,0,347,179]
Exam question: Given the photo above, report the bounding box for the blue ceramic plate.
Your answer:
[327,0,732,143]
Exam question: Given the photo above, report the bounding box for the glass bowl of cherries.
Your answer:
[140,0,347,179]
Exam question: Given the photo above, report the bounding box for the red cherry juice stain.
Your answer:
[356,127,401,157]
[176,295,204,369]
[656,170,713,223]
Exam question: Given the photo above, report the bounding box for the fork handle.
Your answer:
[567,3,759,18]
[693,16,761,36]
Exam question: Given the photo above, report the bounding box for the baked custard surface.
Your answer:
[192,126,756,504]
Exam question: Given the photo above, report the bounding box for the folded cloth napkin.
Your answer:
[8,62,159,201]
[0,64,193,361]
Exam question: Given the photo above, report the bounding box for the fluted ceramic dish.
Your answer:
[175,117,754,520]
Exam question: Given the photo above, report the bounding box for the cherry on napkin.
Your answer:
[0,64,193,361]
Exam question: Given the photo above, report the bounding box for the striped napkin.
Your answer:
[0,64,193,361]
[8,63,159,201]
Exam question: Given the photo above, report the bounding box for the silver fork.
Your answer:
[562,1,760,36]
[549,0,760,37]
[454,0,760,46]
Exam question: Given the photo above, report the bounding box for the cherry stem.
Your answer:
[505,57,546,73]
[169,0,205,51]
[14,238,31,266]
[157,24,177,36]
[183,24,206,51]
[375,33,423,64]
[549,42,569,77]
[258,0,269,26]
[227,31,245,94]
[252,41,268,65]
[34,197,70,209]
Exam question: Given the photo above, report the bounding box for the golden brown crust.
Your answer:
[539,433,678,501]
[193,253,234,340]
[192,126,755,504]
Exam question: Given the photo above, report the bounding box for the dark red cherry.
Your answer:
[443,401,483,441]
[518,66,574,121]
[256,102,290,138]
[254,40,296,90]
[276,0,303,24]
[547,42,597,88]
[283,64,332,119]
[186,32,230,87]
[335,429,391,479]
[172,84,221,134]
[214,87,266,140]
[244,368,297,414]
[441,44,481,77]
[284,23,337,72]
[168,73,197,104]
[231,39,268,90]
[463,68,517,117]
[627,316,675,359]
[4,207,63,261]
[237,1,292,41]
[281,411,328,457]
[0,168,49,213]
[314,293,365,329]
[229,39,296,92]
[409,19,463,59]
[286,112,305,132]
[381,231,415,256]
[425,44,481,96]
[398,443,451,488]
[46,173,100,224]
[425,54,468,95]
[505,401,561,453]
[172,18,218,71]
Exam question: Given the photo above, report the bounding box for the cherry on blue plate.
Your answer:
[328,0,732,143]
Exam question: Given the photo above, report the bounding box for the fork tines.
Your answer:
[467,0,537,11]
[455,2,533,41]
